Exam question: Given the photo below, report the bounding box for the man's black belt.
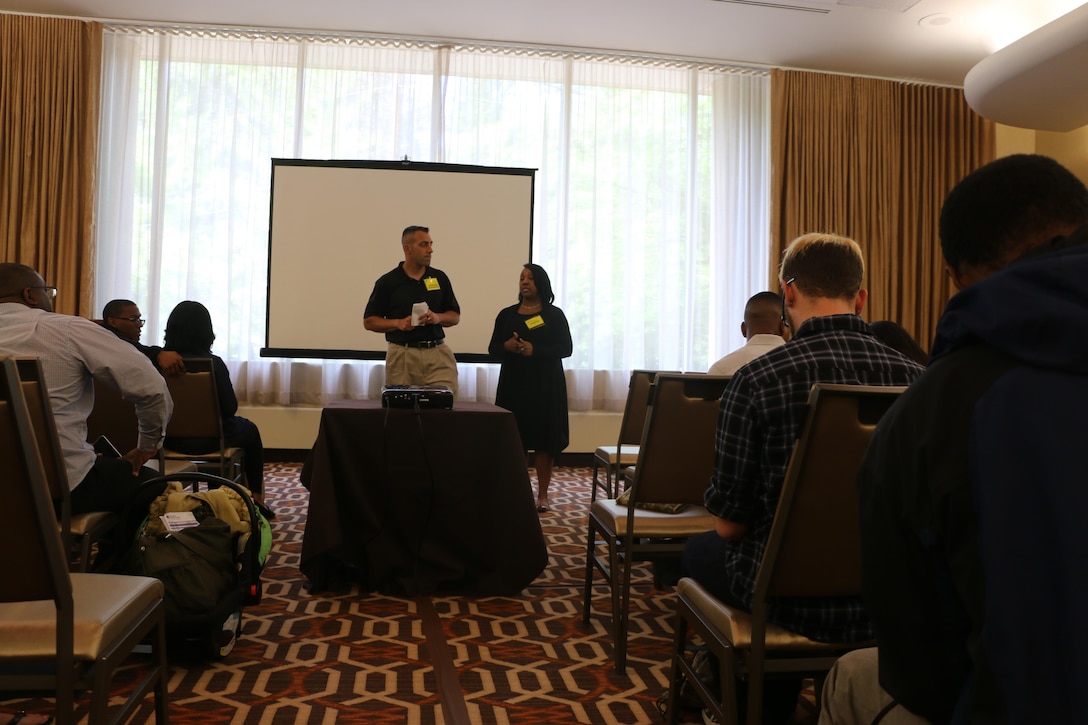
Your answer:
[392,339,445,349]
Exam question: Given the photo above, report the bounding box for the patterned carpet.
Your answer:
[0,463,696,722]
[1,465,816,724]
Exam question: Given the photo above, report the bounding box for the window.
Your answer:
[97,30,770,409]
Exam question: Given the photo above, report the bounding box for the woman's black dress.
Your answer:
[488,304,573,456]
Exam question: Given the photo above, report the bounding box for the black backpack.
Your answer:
[134,516,238,622]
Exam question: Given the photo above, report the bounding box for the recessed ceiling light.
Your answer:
[919,13,953,27]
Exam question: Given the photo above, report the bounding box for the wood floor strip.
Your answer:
[418,595,472,725]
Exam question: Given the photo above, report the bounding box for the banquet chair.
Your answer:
[15,358,117,572]
[0,356,171,725]
[87,375,140,453]
[583,372,731,674]
[590,369,678,502]
[665,383,905,725]
[160,358,245,484]
[87,377,197,477]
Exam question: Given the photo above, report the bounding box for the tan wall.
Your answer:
[995,122,1088,186]
[1036,126,1088,184]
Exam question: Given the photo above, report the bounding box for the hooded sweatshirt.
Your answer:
[858,228,1088,725]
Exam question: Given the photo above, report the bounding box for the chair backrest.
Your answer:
[14,357,71,535]
[164,358,224,440]
[756,383,905,601]
[86,376,140,453]
[0,356,72,609]
[628,373,733,506]
[615,369,679,447]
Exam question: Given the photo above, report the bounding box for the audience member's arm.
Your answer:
[713,516,747,540]
[153,348,185,375]
[857,401,967,722]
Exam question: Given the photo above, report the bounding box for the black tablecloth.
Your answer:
[300,400,547,595]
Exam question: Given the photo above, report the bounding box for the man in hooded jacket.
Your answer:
[853,154,1088,725]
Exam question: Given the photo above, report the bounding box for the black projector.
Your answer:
[380,385,454,409]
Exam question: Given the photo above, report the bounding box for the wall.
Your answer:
[996,122,1088,185]
[1037,126,1088,182]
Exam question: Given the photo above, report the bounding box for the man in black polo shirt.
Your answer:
[364,225,461,394]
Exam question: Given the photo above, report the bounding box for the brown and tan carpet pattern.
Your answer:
[2,465,815,724]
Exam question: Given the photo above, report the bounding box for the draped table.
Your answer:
[300,400,547,595]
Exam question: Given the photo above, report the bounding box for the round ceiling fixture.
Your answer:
[919,13,953,27]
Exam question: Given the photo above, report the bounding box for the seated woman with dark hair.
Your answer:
[869,319,929,366]
[163,300,275,519]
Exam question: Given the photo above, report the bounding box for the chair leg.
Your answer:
[665,608,690,725]
[154,616,170,724]
[78,533,92,573]
[582,519,598,624]
[612,535,629,674]
[745,644,766,725]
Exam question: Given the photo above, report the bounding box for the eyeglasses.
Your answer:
[780,277,796,329]
[112,315,145,325]
[29,285,58,299]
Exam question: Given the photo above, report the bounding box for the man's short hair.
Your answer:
[940,154,1088,275]
[102,299,136,319]
[779,233,864,301]
[402,225,429,245]
[743,291,782,330]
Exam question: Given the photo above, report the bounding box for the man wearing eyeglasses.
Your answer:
[102,298,185,376]
[0,263,173,571]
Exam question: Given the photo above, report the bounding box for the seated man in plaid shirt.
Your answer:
[681,232,924,724]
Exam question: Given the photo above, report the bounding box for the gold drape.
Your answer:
[0,15,101,316]
[770,69,994,351]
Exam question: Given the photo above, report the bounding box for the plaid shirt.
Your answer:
[705,314,924,642]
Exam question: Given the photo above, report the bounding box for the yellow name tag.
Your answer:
[525,315,545,329]
[424,277,441,291]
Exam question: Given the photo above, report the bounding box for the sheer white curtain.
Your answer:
[97,29,769,411]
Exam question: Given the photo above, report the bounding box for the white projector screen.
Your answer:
[263,160,535,362]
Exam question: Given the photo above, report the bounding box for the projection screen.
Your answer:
[263,160,535,362]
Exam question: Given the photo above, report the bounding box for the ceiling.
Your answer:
[1,0,1084,87]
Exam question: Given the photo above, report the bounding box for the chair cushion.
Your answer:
[593,445,641,466]
[590,499,716,537]
[0,574,163,660]
[677,577,846,651]
[145,458,199,475]
[162,446,243,460]
[69,511,116,538]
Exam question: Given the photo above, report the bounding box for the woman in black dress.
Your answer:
[488,264,573,512]
[163,300,275,519]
